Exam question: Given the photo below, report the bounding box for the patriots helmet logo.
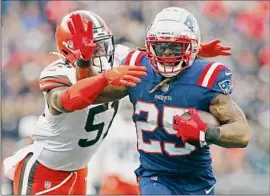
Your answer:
[184,15,196,32]
[218,80,233,95]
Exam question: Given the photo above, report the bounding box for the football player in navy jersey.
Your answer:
[93,7,250,195]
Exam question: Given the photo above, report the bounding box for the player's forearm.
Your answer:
[76,67,96,80]
[61,75,109,111]
[47,75,109,113]
[75,59,97,81]
[208,95,250,148]
[75,59,122,99]
[206,121,250,148]
[93,85,128,104]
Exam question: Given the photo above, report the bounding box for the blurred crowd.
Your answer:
[1,1,269,194]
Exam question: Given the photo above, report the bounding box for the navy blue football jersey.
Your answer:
[120,51,233,175]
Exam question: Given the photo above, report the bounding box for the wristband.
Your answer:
[205,127,221,144]
[76,58,92,68]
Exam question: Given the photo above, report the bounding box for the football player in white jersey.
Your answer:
[3,10,147,195]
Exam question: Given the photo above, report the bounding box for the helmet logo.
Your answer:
[184,15,196,33]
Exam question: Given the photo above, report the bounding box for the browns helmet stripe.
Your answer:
[77,11,103,29]
[82,11,101,28]
[92,13,111,34]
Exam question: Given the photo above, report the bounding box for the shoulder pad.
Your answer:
[39,60,75,92]
[124,50,146,66]
[197,62,227,88]
[114,44,131,64]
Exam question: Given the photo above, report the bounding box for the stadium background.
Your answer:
[1,0,269,194]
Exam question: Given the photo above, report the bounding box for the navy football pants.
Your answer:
[139,176,215,195]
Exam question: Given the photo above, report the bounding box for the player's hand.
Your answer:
[63,14,96,61]
[198,39,231,58]
[173,108,207,145]
[103,65,147,87]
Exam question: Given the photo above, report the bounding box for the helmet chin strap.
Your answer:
[50,52,67,60]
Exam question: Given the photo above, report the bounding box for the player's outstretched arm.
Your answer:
[45,74,110,114]
[93,65,148,104]
[45,66,146,113]
[208,94,250,148]
[93,85,128,104]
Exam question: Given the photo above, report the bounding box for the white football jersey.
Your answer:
[32,44,130,171]
[86,99,139,194]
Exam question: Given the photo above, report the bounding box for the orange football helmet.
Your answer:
[55,10,115,72]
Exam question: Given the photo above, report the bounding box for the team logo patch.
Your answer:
[44,181,51,189]
[218,80,233,94]
[161,84,169,92]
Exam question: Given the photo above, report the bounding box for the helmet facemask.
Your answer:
[92,32,115,73]
[145,7,201,78]
[146,35,199,77]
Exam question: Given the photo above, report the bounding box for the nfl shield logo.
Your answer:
[44,181,51,189]
[161,84,169,92]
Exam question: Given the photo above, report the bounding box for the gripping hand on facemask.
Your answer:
[63,13,96,61]
[198,39,231,58]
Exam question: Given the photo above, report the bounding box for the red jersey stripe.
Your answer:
[197,62,214,86]
[207,64,226,88]
[134,51,145,66]
[124,51,135,65]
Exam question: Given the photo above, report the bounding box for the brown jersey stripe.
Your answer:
[26,160,39,194]
[18,153,33,195]
[40,78,72,86]
[39,76,72,91]
[40,83,69,92]
[40,75,71,81]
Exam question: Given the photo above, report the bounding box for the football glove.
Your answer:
[173,108,208,147]
[63,13,96,61]
[103,65,147,87]
[199,39,231,58]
